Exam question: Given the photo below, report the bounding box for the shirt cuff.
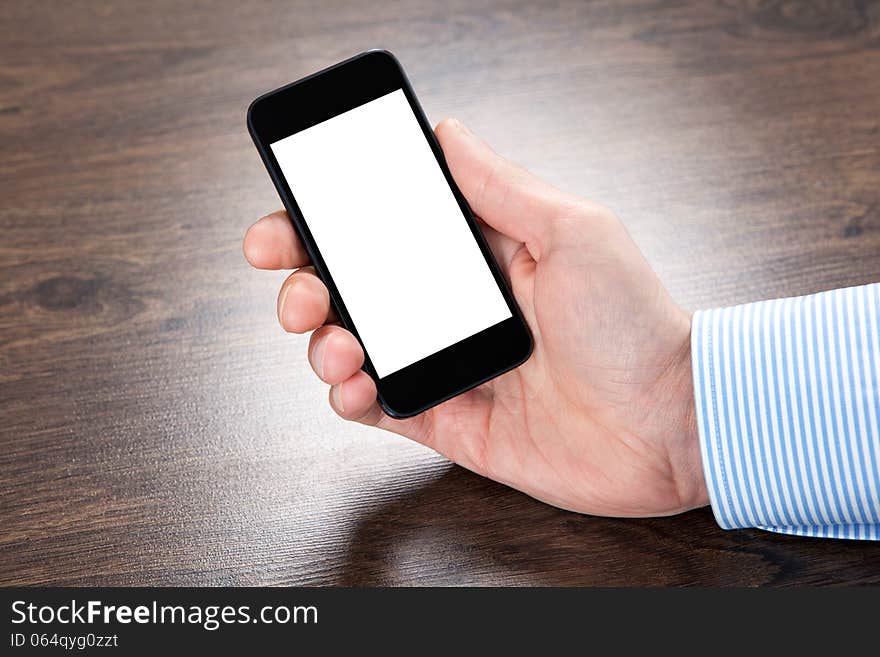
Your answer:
[691,283,880,540]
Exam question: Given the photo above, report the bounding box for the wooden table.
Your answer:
[2,1,879,586]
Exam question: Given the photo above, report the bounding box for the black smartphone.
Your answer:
[247,50,533,418]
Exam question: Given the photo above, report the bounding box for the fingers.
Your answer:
[435,118,580,259]
[244,210,310,270]
[328,370,379,421]
[305,328,431,449]
[308,325,363,385]
[277,267,332,333]
[327,370,430,443]
[477,218,526,275]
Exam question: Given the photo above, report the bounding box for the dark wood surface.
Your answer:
[2,0,880,586]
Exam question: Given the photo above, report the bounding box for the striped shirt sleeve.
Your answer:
[691,282,880,540]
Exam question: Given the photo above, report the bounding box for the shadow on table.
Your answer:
[333,465,749,586]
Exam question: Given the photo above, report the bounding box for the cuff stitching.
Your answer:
[706,311,737,527]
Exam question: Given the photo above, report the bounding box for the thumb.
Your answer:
[436,118,573,259]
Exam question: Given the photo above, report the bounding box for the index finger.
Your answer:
[243,209,311,270]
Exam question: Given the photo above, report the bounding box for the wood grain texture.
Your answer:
[2,0,879,586]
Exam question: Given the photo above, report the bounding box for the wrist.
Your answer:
[663,318,709,513]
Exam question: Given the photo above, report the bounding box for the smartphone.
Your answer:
[247,50,533,418]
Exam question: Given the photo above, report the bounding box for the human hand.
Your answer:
[243,119,707,517]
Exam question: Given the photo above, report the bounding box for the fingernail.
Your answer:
[452,118,472,135]
[277,279,294,327]
[312,333,329,379]
[331,383,344,413]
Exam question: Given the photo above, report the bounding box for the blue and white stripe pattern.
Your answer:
[691,282,880,540]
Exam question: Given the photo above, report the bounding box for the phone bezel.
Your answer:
[247,50,533,418]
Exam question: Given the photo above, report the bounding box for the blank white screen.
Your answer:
[270,89,511,378]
